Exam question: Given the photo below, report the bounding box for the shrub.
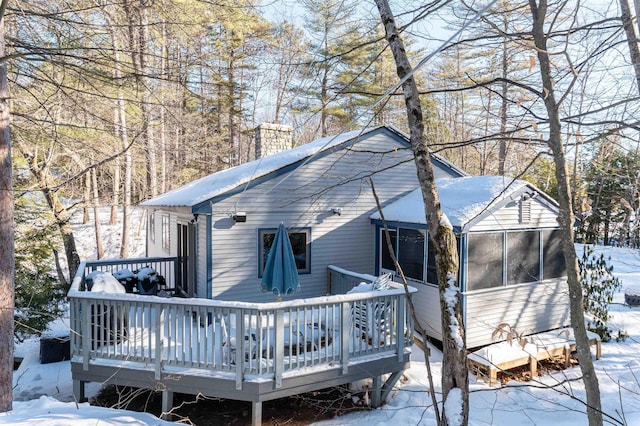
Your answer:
[579,245,621,342]
[14,194,68,342]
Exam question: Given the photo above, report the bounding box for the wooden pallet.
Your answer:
[468,328,601,386]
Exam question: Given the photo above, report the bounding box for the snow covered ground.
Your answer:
[5,208,640,424]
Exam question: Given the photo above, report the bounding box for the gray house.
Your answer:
[141,124,465,302]
[370,176,570,348]
[141,125,570,349]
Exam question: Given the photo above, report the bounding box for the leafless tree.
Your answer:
[375,1,469,425]
[528,1,603,424]
[0,0,12,413]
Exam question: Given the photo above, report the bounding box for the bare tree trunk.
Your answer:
[160,21,167,194]
[123,0,156,198]
[498,10,509,176]
[375,1,468,425]
[52,249,67,286]
[0,10,13,413]
[22,153,80,279]
[102,7,131,258]
[528,2,603,424]
[140,4,157,197]
[110,98,120,226]
[121,105,131,259]
[621,0,640,93]
[92,168,104,259]
[83,171,91,224]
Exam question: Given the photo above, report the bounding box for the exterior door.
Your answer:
[176,222,196,297]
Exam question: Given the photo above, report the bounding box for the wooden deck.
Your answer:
[68,259,415,425]
[468,328,602,386]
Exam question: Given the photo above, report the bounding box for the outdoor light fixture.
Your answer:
[332,207,342,216]
[232,212,247,222]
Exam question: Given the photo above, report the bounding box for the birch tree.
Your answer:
[375,1,469,425]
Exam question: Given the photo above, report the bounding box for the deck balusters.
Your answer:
[70,258,415,390]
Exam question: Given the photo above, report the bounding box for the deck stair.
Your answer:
[468,328,601,386]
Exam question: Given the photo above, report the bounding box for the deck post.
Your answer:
[82,299,91,371]
[235,309,244,391]
[371,376,382,407]
[529,356,537,379]
[274,309,284,389]
[340,302,350,374]
[396,295,405,361]
[252,401,262,426]
[155,306,163,380]
[73,379,86,403]
[161,390,174,421]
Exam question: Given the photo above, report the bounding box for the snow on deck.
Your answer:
[468,327,602,386]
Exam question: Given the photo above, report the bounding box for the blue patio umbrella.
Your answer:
[261,223,300,297]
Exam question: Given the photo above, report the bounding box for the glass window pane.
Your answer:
[543,229,567,279]
[260,229,310,275]
[380,229,397,272]
[150,214,155,242]
[426,237,437,284]
[162,215,170,251]
[467,233,504,291]
[289,232,308,271]
[507,231,540,284]
[426,235,461,285]
[398,228,425,281]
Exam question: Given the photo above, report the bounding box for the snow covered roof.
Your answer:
[141,126,407,208]
[370,176,541,229]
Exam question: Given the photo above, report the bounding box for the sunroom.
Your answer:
[370,176,570,348]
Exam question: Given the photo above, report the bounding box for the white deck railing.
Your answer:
[69,258,415,390]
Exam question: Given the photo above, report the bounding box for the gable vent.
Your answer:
[520,195,532,224]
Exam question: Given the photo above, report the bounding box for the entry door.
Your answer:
[177,222,196,297]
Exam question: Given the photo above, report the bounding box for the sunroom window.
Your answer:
[380,229,397,272]
[467,232,504,291]
[543,229,567,279]
[380,228,425,281]
[259,228,311,276]
[426,234,437,284]
[507,231,540,284]
[398,228,425,281]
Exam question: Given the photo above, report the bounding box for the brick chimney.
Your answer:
[254,123,293,160]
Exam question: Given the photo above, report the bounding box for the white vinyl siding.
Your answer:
[205,132,450,302]
[411,281,442,341]
[464,279,570,348]
[471,196,559,231]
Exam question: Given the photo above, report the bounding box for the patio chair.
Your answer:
[217,314,258,366]
[348,273,393,346]
[352,299,392,346]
